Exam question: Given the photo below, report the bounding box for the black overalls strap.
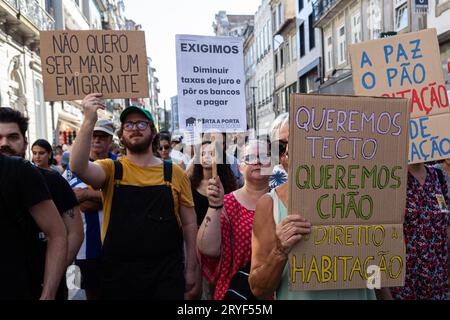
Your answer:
[100,159,185,300]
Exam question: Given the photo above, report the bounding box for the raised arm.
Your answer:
[70,93,107,190]
[196,176,224,257]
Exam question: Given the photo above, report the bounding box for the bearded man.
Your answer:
[70,94,200,300]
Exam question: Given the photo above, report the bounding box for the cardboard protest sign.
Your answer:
[349,28,450,164]
[288,94,408,290]
[176,35,247,132]
[40,31,149,101]
[409,113,450,163]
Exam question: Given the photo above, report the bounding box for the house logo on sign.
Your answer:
[186,117,196,127]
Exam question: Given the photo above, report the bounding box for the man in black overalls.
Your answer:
[70,93,201,299]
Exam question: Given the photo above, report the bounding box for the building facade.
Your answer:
[254,0,275,132]
[213,11,254,37]
[428,0,450,92]
[296,0,322,94]
[271,0,298,115]
[0,0,55,152]
[313,0,427,94]
[170,95,179,132]
[243,24,256,130]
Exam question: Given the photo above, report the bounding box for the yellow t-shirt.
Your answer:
[96,157,194,242]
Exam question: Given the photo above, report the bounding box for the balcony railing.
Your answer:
[4,0,55,31]
[313,0,344,26]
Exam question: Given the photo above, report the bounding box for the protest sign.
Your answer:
[40,30,149,101]
[176,34,247,132]
[288,94,408,290]
[349,28,450,164]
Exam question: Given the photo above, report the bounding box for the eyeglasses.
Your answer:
[123,120,151,131]
[159,145,170,151]
[243,154,271,165]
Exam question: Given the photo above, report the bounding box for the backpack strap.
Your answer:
[113,160,123,183]
[163,160,173,184]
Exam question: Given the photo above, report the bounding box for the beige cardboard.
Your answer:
[289,224,406,291]
[409,113,450,164]
[288,94,408,290]
[349,29,450,164]
[40,30,149,101]
[350,29,448,119]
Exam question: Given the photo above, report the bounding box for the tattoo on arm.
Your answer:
[63,208,75,219]
[201,216,212,243]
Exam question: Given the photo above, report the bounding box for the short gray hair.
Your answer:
[270,112,289,141]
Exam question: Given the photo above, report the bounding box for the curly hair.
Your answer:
[187,141,237,195]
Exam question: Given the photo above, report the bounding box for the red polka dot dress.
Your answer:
[199,192,255,300]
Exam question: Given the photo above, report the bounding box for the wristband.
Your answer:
[209,204,224,209]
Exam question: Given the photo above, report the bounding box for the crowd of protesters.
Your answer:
[0,92,449,300]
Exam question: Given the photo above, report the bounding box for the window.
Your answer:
[299,0,304,12]
[299,23,305,57]
[337,25,346,65]
[34,80,47,140]
[277,3,283,29]
[325,34,333,72]
[292,34,298,60]
[263,26,267,51]
[395,1,408,31]
[369,0,382,39]
[280,47,284,69]
[266,21,271,49]
[275,53,279,73]
[308,14,315,50]
[272,12,277,33]
[286,42,290,64]
[257,80,261,104]
[351,11,362,43]
[265,73,269,100]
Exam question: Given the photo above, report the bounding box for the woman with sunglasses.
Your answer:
[197,140,271,300]
[158,134,186,170]
[249,143,385,300]
[269,113,289,190]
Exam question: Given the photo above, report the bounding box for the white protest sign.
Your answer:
[176,34,247,132]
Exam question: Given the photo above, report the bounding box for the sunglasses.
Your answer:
[276,140,288,156]
[159,145,171,151]
[123,120,151,131]
[243,154,271,165]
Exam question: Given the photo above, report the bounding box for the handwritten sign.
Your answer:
[288,94,408,290]
[349,28,450,164]
[40,31,149,101]
[176,34,247,132]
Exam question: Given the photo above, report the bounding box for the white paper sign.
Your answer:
[176,34,247,132]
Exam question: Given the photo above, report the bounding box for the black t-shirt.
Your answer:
[0,155,51,300]
[192,188,209,227]
[30,167,79,299]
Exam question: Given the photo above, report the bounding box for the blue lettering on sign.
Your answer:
[396,43,409,62]
[387,68,398,88]
[418,117,431,139]
[409,39,423,60]
[361,51,373,68]
[383,45,394,64]
[362,72,376,89]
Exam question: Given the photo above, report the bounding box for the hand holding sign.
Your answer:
[275,215,312,258]
[207,176,225,207]
[81,93,105,123]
